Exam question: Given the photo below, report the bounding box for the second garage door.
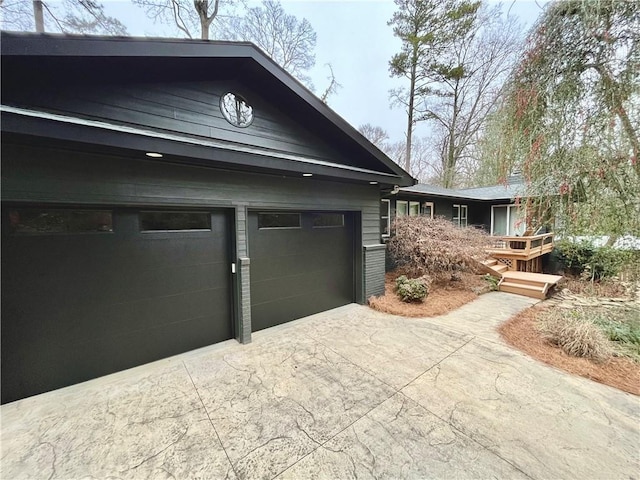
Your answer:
[249,211,355,331]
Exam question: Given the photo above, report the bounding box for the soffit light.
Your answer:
[302,173,313,177]
[145,152,163,158]
[369,181,378,185]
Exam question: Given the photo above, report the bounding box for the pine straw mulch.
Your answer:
[368,270,490,317]
[499,305,640,396]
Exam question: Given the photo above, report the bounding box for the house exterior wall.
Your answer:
[2,141,385,343]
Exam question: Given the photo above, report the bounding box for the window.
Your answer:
[258,212,301,229]
[312,213,344,228]
[220,92,254,127]
[140,211,211,231]
[423,202,434,219]
[397,200,420,218]
[396,200,408,217]
[380,199,390,237]
[452,204,468,227]
[491,205,526,236]
[7,208,113,234]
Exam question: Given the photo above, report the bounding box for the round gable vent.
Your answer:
[220,92,254,128]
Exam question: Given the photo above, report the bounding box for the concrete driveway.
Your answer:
[2,292,639,479]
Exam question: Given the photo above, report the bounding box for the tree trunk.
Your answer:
[200,17,209,39]
[405,55,417,174]
[33,0,45,32]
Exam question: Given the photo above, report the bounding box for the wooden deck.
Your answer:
[487,233,554,273]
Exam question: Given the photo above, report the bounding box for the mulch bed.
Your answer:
[368,271,489,317]
[499,305,640,396]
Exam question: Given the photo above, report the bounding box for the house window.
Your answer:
[8,208,113,234]
[423,202,434,219]
[397,200,420,217]
[491,205,526,236]
[258,212,301,229]
[396,200,408,216]
[380,199,390,237]
[312,213,344,228]
[140,211,211,231]
[453,204,468,227]
[220,92,254,127]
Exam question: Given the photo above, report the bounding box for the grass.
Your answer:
[537,306,640,362]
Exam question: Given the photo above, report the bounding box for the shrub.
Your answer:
[538,311,613,362]
[483,273,499,291]
[387,216,489,281]
[395,275,430,302]
[555,240,636,280]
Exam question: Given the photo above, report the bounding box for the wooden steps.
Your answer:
[480,259,508,276]
[498,271,564,300]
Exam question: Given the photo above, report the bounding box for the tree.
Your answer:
[493,0,640,236]
[319,63,341,104]
[133,0,238,40]
[221,0,316,87]
[1,0,128,35]
[428,6,522,188]
[388,0,480,173]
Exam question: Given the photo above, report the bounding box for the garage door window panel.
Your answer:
[7,208,113,234]
[258,212,301,229]
[140,211,211,232]
[312,213,344,228]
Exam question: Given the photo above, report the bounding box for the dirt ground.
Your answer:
[368,271,490,317]
[499,305,640,396]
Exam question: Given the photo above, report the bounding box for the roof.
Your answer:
[0,32,416,187]
[400,180,526,201]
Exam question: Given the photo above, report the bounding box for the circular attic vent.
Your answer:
[220,92,254,128]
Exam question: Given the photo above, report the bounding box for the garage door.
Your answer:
[1,207,233,404]
[249,211,355,332]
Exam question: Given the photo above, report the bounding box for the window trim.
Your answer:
[381,199,391,238]
[453,204,468,227]
[423,202,434,219]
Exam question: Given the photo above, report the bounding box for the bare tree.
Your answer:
[1,0,128,34]
[222,0,316,87]
[424,5,522,187]
[358,123,390,148]
[320,63,341,104]
[133,0,239,39]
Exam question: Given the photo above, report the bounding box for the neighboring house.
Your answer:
[0,32,414,403]
[381,176,528,239]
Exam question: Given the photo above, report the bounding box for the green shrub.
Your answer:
[395,275,429,302]
[483,273,499,291]
[555,240,635,279]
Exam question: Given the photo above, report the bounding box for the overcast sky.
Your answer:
[104,0,548,143]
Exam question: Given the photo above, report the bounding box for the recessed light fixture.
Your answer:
[369,181,378,185]
[145,152,163,158]
[302,173,313,177]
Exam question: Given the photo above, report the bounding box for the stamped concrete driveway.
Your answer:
[2,292,639,479]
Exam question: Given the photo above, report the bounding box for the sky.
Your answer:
[102,0,548,143]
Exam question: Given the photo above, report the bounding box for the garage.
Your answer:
[1,206,233,404]
[249,211,355,331]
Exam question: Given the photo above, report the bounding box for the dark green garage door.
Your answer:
[249,211,355,332]
[1,207,233,404]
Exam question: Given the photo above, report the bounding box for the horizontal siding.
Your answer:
[364,245,386,298]
[5,79,357,165]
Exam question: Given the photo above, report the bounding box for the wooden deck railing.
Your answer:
[486,232,554,261]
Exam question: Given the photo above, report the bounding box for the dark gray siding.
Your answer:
[364,245,386,299]
[4,80,365,169]
[2,141,384,340]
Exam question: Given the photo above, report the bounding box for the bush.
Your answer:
[387,216,490,281]
[395,275,429,302]
[538,311,613,362]
[555,240,636,280]
[483,273,499,291]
